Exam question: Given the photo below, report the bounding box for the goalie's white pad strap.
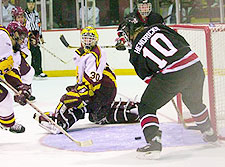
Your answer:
[33,113,59,134]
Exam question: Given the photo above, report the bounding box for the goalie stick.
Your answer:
[60,14,172,51]
[0,77,93,147]
[60,34,118,49]
[40,44,73,64]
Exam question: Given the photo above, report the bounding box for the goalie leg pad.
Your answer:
[107,100,139,123]
[111,100,139,112]
[106,109,139,123]
[33,112,59,134]
[33,112,56,123]
[55,102,86,130]
[39,120,60,134]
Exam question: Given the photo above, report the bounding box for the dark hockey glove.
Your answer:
[29,32,40,47]
[14,84,31,105]
[115,37,126,51]
[66,85,76,92]
[66,83,88,93]
[75,83,89,93]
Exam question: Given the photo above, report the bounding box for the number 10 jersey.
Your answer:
[130,24,200,82]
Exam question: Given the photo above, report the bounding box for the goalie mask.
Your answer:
[137,0,152,17]
[81,26,99,51]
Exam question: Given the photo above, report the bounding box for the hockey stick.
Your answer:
[59,34,118,49]
[0,77,93,147]
[171,98,199,130]
[163,14,172,21]
[117,92,138,103]
[40,44,73,64]
[60,14,171,51]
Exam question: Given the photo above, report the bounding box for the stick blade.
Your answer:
[60,34,70,48]
[75,139,93,147]
[186,125,199,130]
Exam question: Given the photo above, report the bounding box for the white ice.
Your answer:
[0,76,225,167]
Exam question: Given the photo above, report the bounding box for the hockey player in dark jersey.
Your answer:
[116,0,164,50]
[119,22,218,159]
[35,27,139,133]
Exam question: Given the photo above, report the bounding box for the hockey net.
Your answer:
[171,24,225,140]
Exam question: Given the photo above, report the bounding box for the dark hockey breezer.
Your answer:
[120,22,218,159]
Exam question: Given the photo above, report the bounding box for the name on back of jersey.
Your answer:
[134,26,160,54]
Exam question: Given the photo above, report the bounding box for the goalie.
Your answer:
[35,26,139,133]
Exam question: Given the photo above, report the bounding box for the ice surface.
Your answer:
[0,76,224,167]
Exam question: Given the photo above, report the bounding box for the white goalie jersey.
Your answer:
[74,46,107,86]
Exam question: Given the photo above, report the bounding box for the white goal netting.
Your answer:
[171,24,225,140]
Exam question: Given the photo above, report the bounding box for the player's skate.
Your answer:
[33,112,60,134]
[136,130,162,160]
[0,122,25,133]
[202,127,218,143]
[34,73,48,80]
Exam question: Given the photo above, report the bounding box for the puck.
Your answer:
[135,136,141,140]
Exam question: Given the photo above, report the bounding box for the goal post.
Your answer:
[170,24,225,140]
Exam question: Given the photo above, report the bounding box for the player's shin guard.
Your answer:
[137,108,162,159]
[191,108,218,142]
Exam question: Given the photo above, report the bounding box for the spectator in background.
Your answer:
[2,0,15,27]
[80,0,100,27]
[166,0,176,24]
[208,0,219,7]
[24,0,47,79]
[166,0,191,24]
[124,2,136,18]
